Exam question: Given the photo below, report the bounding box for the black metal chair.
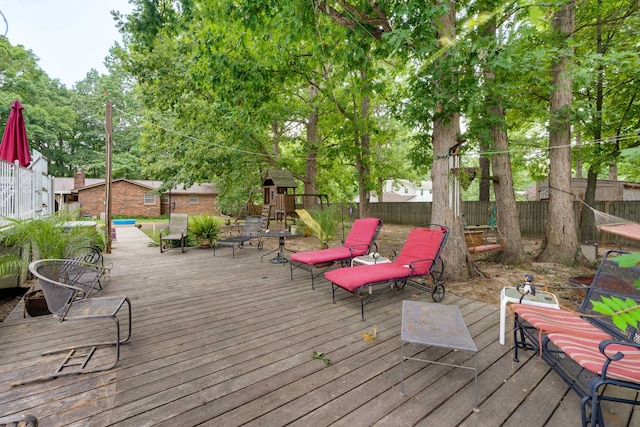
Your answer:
[214,215,264,257]
[12,260,132,387]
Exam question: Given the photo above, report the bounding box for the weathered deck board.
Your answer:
[0,226,634,426]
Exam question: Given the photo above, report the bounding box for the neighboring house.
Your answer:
[535,178,640,201]
[55,172,217,218]
[357,179,433,203]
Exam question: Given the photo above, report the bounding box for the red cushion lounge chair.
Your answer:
[289,217,383,289]
[324,224,449,319]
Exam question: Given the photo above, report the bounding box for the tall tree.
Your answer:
[573,0,640,241]
[475,9,525,264]
[537,0,579,263]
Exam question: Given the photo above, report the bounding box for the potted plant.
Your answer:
[0,213,105,317]
[295,207,339,249]
[188,214,222,248]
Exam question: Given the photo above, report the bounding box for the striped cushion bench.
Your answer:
[512,250,640,426]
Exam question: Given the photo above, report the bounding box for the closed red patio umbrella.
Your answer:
[0,99,31,167]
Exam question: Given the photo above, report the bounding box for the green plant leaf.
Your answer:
[591,299,615,316]
[296,209,322,239]
[614,253,640,268]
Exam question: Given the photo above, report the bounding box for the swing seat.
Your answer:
[466,228,503,254]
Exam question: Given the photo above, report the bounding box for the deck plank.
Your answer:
[0,226,633,426]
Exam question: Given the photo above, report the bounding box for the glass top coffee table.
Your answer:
[400,301,478,408]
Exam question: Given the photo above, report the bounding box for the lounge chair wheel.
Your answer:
[396,280,407,289]
[258,241,263,250]
[431,282,445,302]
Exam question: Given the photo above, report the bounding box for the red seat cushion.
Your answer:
[324,263,412,292]
[290,218,380,266]
[290,247,352,265]
[548,333,640,384]
[468,244,502,253]
[511,304,612,340]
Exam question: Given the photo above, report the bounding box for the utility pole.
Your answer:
[105,101,113,253]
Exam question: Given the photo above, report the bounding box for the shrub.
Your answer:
[189,215,222,247]
[0,213,105,278]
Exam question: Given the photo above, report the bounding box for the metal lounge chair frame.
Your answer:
[324,224,449,320]
[67,246,112,293]
[160,213,189,253]
[0,414,38,427]
[214,215,264,257]
[13,259,132,387]
[289,217,383,289]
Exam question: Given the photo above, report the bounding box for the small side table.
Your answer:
[401,301,478,408]
[499,286,560,345]
[351,255,391,267]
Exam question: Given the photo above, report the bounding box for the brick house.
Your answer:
[56,172,217,218]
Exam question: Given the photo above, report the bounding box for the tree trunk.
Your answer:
[302,85,319,210]
[581,166,597,242]
[537,1,580,264]
[357,66,371,218]
[478,154,490,201]
[482,16,525,264]
[430,0,476,281]
[304,99,319,210]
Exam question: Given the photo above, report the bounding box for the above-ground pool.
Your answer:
[113,219,136,225]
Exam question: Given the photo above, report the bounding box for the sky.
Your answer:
[0,0,133,87]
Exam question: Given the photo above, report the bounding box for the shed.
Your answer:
[262,170,298,222]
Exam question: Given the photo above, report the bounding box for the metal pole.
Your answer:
[105,101,113,253]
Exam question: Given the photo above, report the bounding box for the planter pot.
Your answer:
[23,289,50,317]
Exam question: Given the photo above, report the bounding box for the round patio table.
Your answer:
[259,230,299,264]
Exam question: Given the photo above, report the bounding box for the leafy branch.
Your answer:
[590,252,640,332]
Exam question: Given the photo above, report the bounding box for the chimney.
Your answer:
[74,171,86,189]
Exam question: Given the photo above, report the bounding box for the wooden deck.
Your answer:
[0,227,637,426]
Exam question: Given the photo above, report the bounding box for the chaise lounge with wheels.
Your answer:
[324,224,449,320]
[289,217,383,289]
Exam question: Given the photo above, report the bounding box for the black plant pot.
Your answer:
[23,289,50,317]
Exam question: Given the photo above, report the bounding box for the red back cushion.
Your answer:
[394,228,445,275]
[342,218,381,255]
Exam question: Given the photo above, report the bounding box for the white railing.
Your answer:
[0,149,53,220]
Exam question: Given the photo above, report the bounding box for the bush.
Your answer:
[0,213,105,278]
[189,215,223,247]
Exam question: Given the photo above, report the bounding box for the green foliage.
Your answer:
[0,214,105,277]
[295,207,340,249]
[188,215,223,247]
[590,253,640,332]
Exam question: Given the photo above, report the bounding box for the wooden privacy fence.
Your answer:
[366,200,640,246]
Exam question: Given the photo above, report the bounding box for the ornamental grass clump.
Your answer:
[0,213,104,278]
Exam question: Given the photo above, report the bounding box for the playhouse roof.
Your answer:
[263,169,298,189]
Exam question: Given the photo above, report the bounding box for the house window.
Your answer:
[420,189,424,196]
[161,195,170,204]
[189,195,199,204]
[144,193,156,205]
